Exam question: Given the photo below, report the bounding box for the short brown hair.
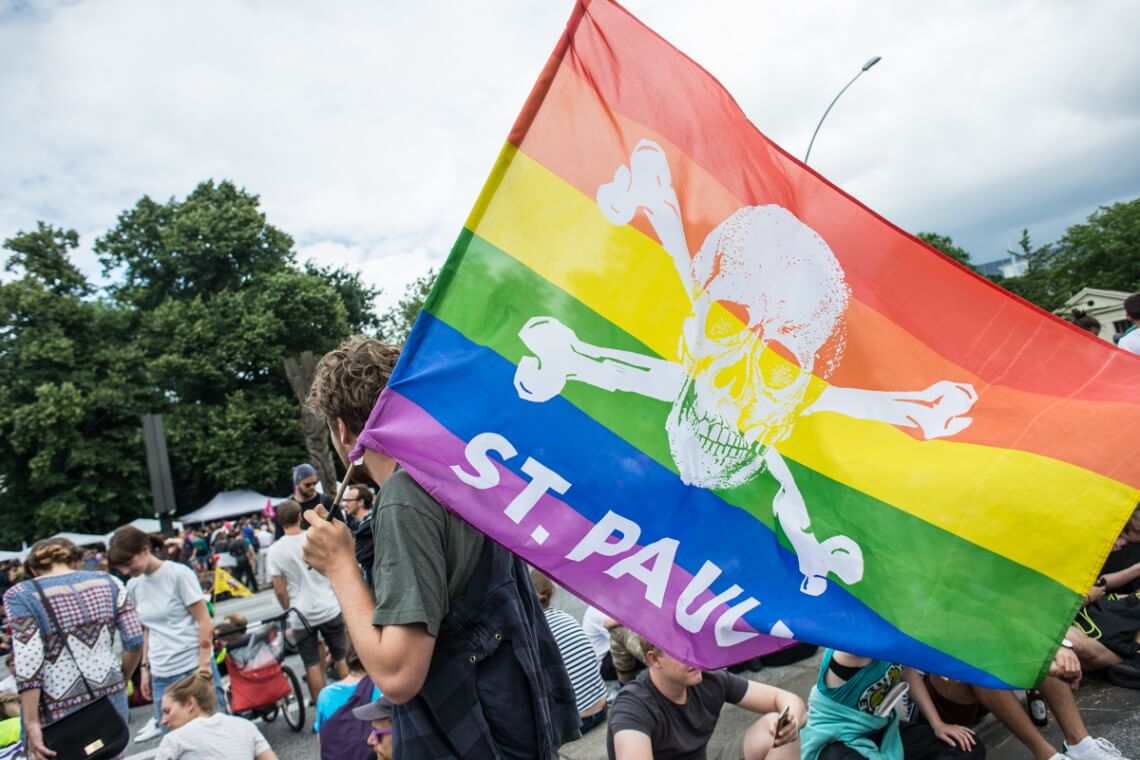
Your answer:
[307,336,401,435]
[107,526,164,567]
[637,635,661,659]
[165,670,217,714]
[277,499,302,527]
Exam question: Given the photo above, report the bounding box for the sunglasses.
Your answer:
[369,727,392,740]
[298,480,318,488]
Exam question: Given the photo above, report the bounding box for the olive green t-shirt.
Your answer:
[370,469,484,637]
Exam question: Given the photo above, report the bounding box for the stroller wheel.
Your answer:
[261,707,278,723]
[280,664,306,732]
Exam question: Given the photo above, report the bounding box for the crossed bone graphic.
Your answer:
[513,139,979,596]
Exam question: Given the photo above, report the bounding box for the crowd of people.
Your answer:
[0,330,1136,760]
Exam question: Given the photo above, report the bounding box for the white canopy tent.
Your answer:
[0,550,21,562]
[50,532,110,547]
[179,490,281,525]
[102,518,183,543]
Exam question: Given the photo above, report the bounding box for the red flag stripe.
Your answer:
[511,0,1139,406]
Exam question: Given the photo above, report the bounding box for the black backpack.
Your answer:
[229,537,247,559]
[319,676,377,760]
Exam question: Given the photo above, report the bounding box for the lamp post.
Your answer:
[804,56,882,165]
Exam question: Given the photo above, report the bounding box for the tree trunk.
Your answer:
[283,352,338,495]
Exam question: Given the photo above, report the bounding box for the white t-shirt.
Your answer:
[256,530,274,549]
[1119,328,1140,355]
[581,605,612,661]
[127,561,205,677]
[156,713,270,760]
[265,533,341,626]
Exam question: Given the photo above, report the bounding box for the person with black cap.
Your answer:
[353,696,394,760]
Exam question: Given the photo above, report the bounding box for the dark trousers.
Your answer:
[234,560,258,591]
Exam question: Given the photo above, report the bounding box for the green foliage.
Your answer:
[0,182,379,543]
[0,227,154,543]
[985,229,1059,308]
[378,268,438,345]
[97,180,294,310]
[1032,199,1140,308]
[915,232,972,267]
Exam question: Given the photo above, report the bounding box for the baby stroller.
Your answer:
[216,608,311,732]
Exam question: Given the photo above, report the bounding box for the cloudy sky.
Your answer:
[2,0,1138,313]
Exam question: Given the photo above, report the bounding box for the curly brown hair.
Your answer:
[306,335,401,435]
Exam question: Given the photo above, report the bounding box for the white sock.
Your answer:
[1067,737,1096,756]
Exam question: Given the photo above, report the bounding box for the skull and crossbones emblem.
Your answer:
[513,140,979,596]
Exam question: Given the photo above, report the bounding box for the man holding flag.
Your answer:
[301,337,580,759]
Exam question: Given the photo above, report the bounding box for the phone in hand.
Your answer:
[775,705,792,735]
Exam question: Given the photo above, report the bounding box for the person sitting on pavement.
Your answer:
[265,499,349,705]
[315,645,378,733]
[353,696,395,760]
[909,643,1127,760]
[157,669,278,760]
[1066,503,1140,689]
[607,634,804,760]
[530,570,609,733]
[799,649,984,760]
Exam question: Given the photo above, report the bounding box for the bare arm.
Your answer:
[303,508,436,703]
[20,688,55,759]
[121,647,142,684]
[736,681,805,746]
[612,729,654,760]
[140,628,152,701]
[271,576,290,611]
[902,670,975,750]
[1100,562,1140,592]
[187,600,215,671]
[255,751,279,760]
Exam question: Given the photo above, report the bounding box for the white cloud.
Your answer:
[2,0,1138,309]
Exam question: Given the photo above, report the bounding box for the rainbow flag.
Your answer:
[354,0,1140,687]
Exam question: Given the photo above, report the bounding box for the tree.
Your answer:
[1040,199,1140,304]
[915,232,972,267]
[93,181,377,510]
[986,229,1059,309]
[378,268,438,345]
[0,225,154,542]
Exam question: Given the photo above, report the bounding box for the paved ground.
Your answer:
[102,585,1140,759]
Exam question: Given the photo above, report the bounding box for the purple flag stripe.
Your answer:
[356,387,793,668]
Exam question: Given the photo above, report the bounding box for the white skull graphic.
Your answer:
[511,138,978,597]
[670,205,849,489]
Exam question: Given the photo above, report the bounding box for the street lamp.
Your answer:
[804,56,882,165]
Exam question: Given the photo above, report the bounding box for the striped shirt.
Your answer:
[155,713,270,759]
[544,607,608,713]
